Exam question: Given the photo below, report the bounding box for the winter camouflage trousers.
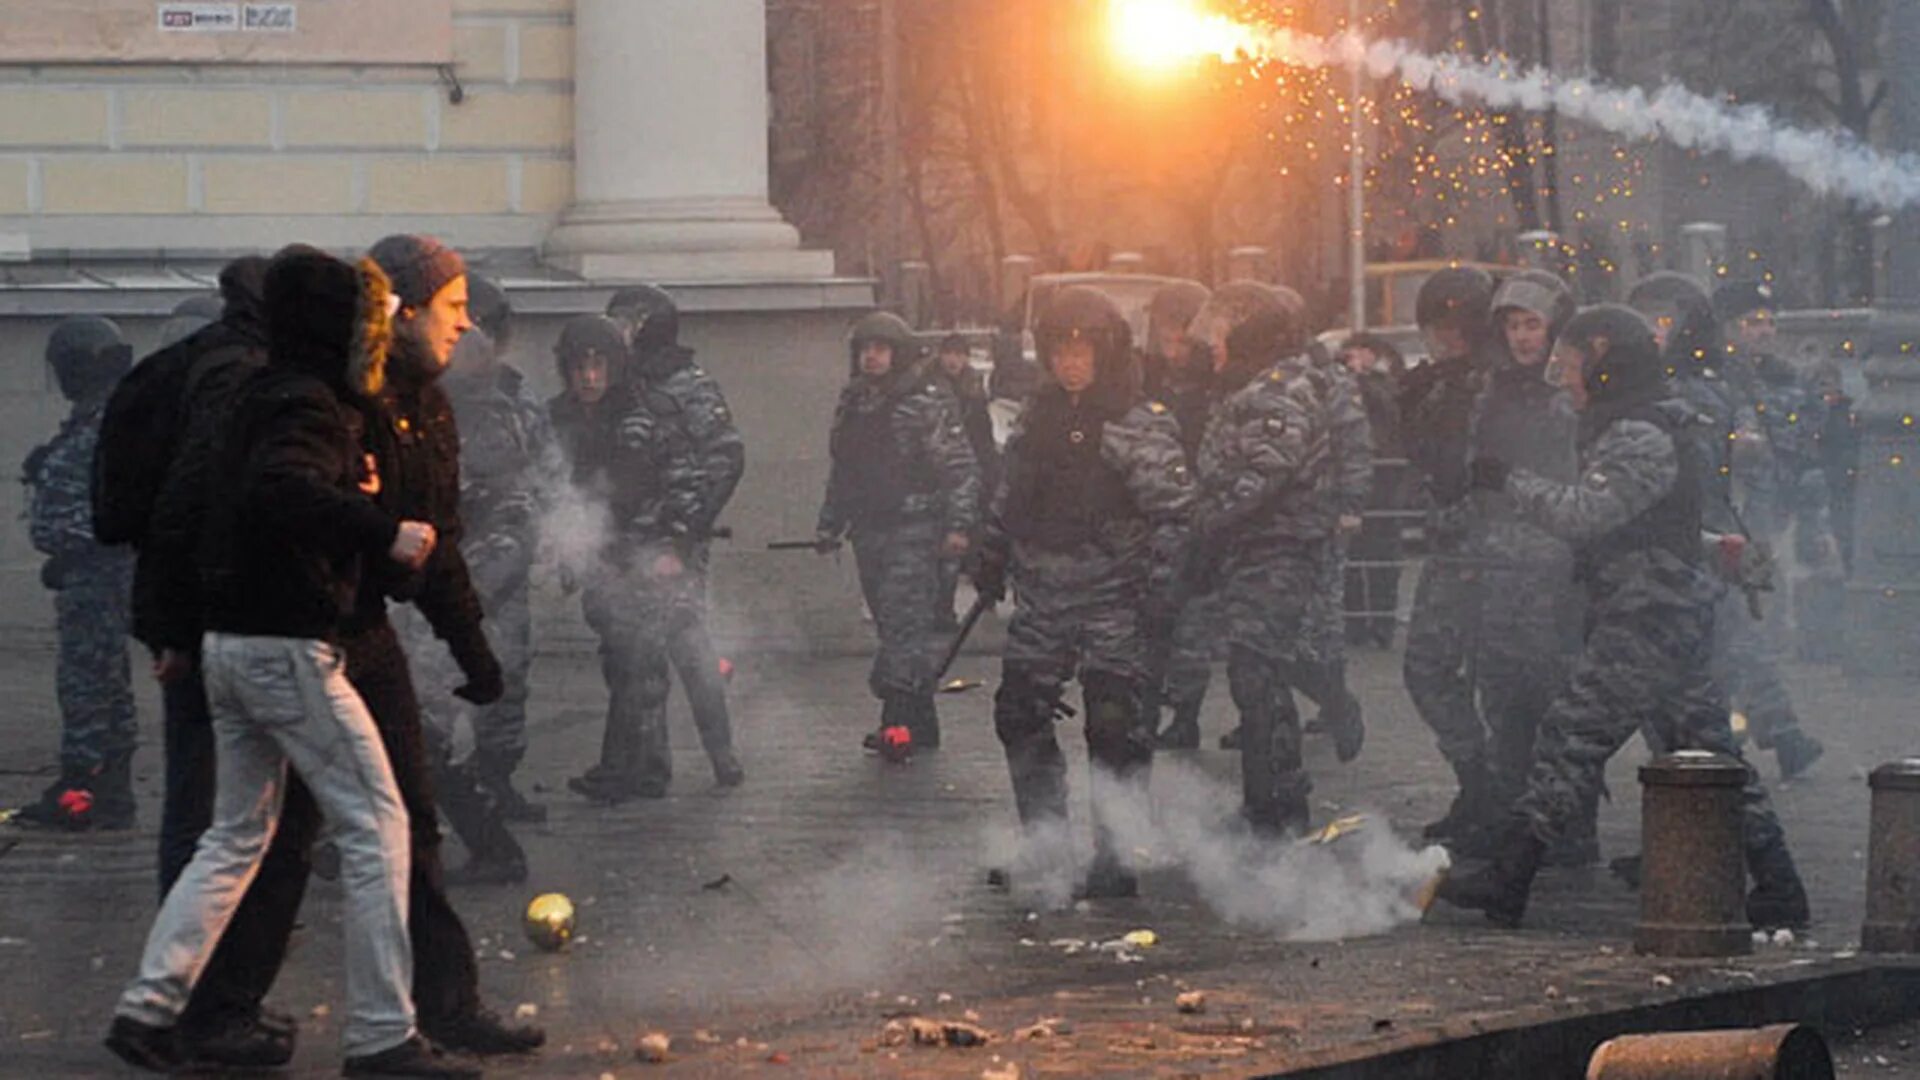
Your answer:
[1512,580,1788,865]
[994,561,1153,850]
[398,536,534,767]
[853,519,945,704]
[1217,542,1341,833]
[1161,590,1218,713]
[1710,589,1804,749]
[1403,557,1485,769]
[581,544,704,787]
[55,561,136,770]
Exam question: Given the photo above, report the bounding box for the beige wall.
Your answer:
[0,0,576,255]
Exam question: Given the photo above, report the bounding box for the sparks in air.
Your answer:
[1107,0,1259,73]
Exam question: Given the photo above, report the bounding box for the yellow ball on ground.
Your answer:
[524,892,576,952]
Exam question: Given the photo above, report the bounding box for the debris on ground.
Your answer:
[1122,929,1158,949]
[1015,1017,1071,1041]
[513,1002,539,1020]
[635,1031,671,1063]
[1652,974,1674,989]
[941,678,983,693]
[1176,990,1207,1014]
[980,1061,1021,1080]
[702,874,732,891]
[881,1016,994,1048]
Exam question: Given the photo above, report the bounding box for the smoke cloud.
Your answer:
[995,757,1450,942]
[1240,27,1920,212]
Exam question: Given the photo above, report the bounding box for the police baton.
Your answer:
[932,590,994,684]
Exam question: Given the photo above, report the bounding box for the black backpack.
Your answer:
[92,323,256,546]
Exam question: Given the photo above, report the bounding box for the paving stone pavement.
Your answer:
[0,629,1911,1077]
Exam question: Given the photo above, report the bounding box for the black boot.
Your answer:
[342,1034,480,1077]
[1774,730,1825,781]
[476,750,545,824]
[1434,824,1545,928]
[567,766,644,805]
[1746,843,1812,931]
[13,765,103,831]
[1154,701,1202,750]
[1423,758,1496,842]
[1323,688,1365,764]
[910,696,941,750]
[1076,850,1139,900]
[104,1016,182,1073]
[710,747,745,788]
[180,1012,295,1070]
[423,1007,546,1056]
[1544,790,1601,868]
[1218,725,1242,751]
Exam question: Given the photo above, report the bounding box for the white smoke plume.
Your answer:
[1237,26,1920,212]
[993,757,1449,942]
[538,481,613,580]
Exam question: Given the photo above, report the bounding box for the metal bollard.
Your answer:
[1635,751,1752,958]
[1586,1023,1832,1080]
[1863,758,1920,952]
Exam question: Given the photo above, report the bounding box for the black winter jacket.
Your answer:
[199,368,398,641]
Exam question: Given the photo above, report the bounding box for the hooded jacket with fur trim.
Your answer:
[197,250,401,641]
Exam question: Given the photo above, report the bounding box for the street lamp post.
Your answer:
[1347,0,1366,332]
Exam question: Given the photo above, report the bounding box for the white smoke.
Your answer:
[991,757,1449,941]
[538,481,613,580]
[1241,27,1920,212]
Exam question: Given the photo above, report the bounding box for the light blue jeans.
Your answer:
[116,633,416,1058]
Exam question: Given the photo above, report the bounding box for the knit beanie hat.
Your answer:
[368,234,466,309]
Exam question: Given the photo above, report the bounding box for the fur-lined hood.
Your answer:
[262,247,394,400]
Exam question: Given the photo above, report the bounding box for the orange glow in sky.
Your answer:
[1107,0,1258,75]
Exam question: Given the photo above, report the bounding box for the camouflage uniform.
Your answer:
[27,394,137,775]
[1193,349,1343,834]
[1710,350,1820,764]
[818,314,980,742]
[400,361,560,774]
[1505,397,1792,883]
[982,323,1192,887]
[1401,351,1493,777]
[1312,358,1374,698]
[1143,346,1218,731]
[632,340,747,776]
[1462,362,1580,806]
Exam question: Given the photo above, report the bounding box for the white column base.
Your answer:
[544,196,834,283]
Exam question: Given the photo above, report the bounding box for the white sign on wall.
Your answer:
[0,0,450,63]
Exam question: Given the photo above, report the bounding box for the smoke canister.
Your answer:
[1635,751,1751,958]
[1863,758,1920,952]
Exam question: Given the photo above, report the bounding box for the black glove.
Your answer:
[39,553,71,591]
[970,552,1007,604]
[450,634,505,706]
[1468,457,1511,492]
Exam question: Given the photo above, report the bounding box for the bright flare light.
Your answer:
[1108,0,1258,74]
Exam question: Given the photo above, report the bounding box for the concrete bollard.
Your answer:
[1586,1024,1832,1080]
[1635,751,1752,958]
[1863,758,1920,952]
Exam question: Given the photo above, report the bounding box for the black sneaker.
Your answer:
[567,771,642,805]
[423,1008,546,1056]
[342,1035,480,1077]
[1218,727,1242,751]
[489,782,547,824]
[711,749,745,788]
[104,1015,182,1073]
[182,1014,295,1070]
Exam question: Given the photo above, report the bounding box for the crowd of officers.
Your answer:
[8,234,1852,1072]
[817,266,1841,924]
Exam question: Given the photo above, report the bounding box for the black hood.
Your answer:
[262,246,391,400]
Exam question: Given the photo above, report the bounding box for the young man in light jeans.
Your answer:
[106,248,474,1079]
